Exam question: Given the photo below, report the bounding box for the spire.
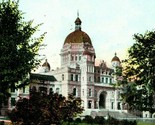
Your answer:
[75,11,82,30]
[77,10,79,17]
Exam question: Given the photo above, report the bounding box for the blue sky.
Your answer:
[19,0,155,69]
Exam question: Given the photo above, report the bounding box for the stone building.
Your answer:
[2,15,148,118]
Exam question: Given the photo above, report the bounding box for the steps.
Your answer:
[91,110,139,119]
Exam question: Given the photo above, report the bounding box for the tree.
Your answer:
[0,0,45,107]
[8,91,84,125]
[121,31,155,116]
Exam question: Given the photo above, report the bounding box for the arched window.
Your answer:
[49,88,53,94]
[73,88,76,96]
[31,86,37,92]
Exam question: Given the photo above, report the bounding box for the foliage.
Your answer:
[94,116,105,124]
[83,115,94,124]
[0,0,45,106]
[8,91,84,125]
[122,31,155,114]
[62,115,136,125]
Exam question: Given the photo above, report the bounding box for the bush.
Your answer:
[74,118,81,123]
[94,116,105,124]
[83,115,94,124]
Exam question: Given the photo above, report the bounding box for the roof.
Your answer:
[64,30,92,46]
[42,59,50,70]
[30,73,56,82]
[111,53,120,62]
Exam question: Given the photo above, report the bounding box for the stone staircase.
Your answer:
[91,110,139,119]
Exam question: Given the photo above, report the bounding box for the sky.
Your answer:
[18,0,155,70]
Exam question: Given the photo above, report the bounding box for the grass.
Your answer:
[137,121,155,125]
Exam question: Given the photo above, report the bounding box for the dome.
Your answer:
[63,16,92,46]
[111,53,120,62]
[42,59,50,71]
[64,30,92,46]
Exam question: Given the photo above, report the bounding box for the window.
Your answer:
[75,55,78,61]
[75,74,78,81]
[73,88,76,96]
[111,102,114,109]
[79,56,81,60]
[88,100,92,109]
[11,98,16,106]
[102,77,104,83]
[117,102,121,110]
[98,77,100,82]
[71,74,74,81]
[23,87,25,93]
[49,88,53,94]
[106,78,108,83]
[88,89,92,97]
[62,74,64,81]
[110,78,112,84]
[94,77,96,82]
[89,76,92,82]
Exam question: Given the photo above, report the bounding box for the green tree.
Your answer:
[0,0,45,107]
[122,31,155,116]
[8,91,84,125]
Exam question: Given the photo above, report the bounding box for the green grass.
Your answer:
[137,121,155,125]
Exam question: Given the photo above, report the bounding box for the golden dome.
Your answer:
[64,30,92,46]
[111,53,120,62]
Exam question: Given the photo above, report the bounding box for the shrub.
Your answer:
[83,115,94,124]
[74,118,81,123]
[94,116,105,124]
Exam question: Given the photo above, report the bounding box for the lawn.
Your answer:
[137,121,155,125]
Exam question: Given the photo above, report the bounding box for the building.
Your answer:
[32,15,124,117]
[2,15,147,118]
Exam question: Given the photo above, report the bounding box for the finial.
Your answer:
[77,10,79,17]
[115,52,117,56]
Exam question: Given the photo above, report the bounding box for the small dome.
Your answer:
[42,59,50,71]
[111,53,120,62]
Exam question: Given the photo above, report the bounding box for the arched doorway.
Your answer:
[99,91,107,109]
